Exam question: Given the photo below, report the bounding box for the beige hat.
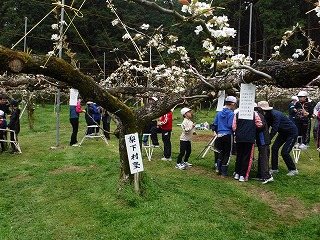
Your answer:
[258,101,273,110]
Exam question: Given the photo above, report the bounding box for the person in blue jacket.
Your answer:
[212,96,237,177]
[258,101,299,176]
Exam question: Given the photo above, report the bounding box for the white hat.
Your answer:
[225,96,237,104]
[297,91,308,97]
[0,110,4,116]
[291,96,298,101]
[181,107,191,115]
[258,101,273,110]
[86,101,94,105]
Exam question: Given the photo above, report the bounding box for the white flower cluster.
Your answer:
[292,49,304,59]
[102,59,194,93]
[111,19,120,26]
[140,24,150,30]
[167,45,190,62]
[181,1,213,17]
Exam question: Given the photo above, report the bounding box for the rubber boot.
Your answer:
[216,160,222,174]
[221,165,229,177]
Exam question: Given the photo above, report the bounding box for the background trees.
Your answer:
[1,0,319,75]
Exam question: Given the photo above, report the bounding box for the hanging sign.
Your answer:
[216,90,225,112]
[125,133,144,174]
[238,83,256,120]
[69,88,78,106]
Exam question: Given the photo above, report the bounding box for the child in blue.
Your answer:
[212,96,237,177]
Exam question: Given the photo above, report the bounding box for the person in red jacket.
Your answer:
[151,110,173,160]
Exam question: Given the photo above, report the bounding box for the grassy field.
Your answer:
[0,104,319,239]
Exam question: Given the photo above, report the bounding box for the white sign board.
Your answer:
[125,133,144,174]
[238,83,256,120]
[216,90,225,112]
[69,88,79,106]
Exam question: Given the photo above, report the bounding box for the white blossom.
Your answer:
[194,25,203,35]
[51,24,59,30]
[140,24,150,30]
[122,33,131,41]
[274,45,280,51]
[111,19,119,26]
[51,34,60,41]
[292,53,299,59]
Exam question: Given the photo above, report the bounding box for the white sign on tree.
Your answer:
[69,88,78,106]
[216,90,225,112]
[238,83,256,120]
[125,133,144,174]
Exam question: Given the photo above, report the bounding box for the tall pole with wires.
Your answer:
[55,0,65,147]
[248,2,253,58]
[24,17,27,52]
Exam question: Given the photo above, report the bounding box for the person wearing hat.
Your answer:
[258,101,299,176]
[7,99,21,154]
[294,90,313,149]
[232,102,263,182]
[212,96,237,177]
[176,107,196,170]
[288,96,298,123]
[0,110,8,153]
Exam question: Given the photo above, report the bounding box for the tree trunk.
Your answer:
[117,117,143,194]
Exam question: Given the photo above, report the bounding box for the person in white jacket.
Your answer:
[176,107,196,170]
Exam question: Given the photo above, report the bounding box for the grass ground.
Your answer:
[0,104,319,239]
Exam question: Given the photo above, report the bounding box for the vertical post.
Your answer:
[248,3,253,58]
[103,52,106,81]
[24,17,28,52]
[237,0,241,54]
[55,0,65,147]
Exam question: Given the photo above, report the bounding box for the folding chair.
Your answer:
[0,129,22,153]
[142,133,163,161]
[292,136,313,163]
[196,136,218,159]
[78,125,108,146]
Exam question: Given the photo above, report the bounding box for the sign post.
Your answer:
[216,90,225,112]
[125,133,144,193]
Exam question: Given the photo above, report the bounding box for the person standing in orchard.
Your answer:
[176,107,196,170]
[258,101,299,176]
[212,96,237,177]
[294,91,313,149]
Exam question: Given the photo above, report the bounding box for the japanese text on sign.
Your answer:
[238,84,256,120]
[125,133,144,174]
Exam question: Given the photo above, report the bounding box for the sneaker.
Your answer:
[151,144,160,148]
[239,176,248,182]
[71,143,79,147]
[269,169,279,175]
[183,162,193,167]
[161,157,172,161]
[298,144,307,150]
[261,176,274,184]
[234,173,240,180]
[175,163,186,170]
[287,169,299,176]
[317,147,320,152]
